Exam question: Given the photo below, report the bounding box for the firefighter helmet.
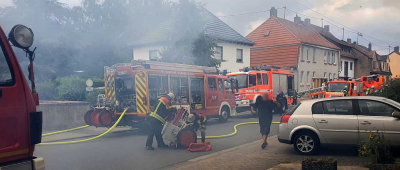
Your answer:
[188,114,196,122]
[167,93,175,99]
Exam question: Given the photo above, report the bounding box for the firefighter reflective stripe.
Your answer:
[159,97,173,109]
[105,73,116,105]
[150,100,167,124]
[136,71,148,113]
[150,112,165,124]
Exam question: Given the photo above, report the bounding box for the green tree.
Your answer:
[370,80,400,103]
[55,76,86,101]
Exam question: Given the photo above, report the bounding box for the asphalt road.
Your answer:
[35,112,282,170]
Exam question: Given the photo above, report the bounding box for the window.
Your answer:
[324,52,327,63]
[257,73,262,85]
[218,78,223,91]
[262,73,268,85]
[358,100,399,117]
[333,73,336,79]
[313,71,316,78]
[327,52,331,63]
[350,62,353,70]
[329,73,332,80]
[323,100,353,115]
[149,50,158,61]
[332,52,336,64]
[306,48,309,61]
[224,80,232,92]
[208,77,217,91]
[236,49,243,62]
[300,71,304,84]
[312,102,324,114]
[249,74,257,87]
[0,43,13,86]
[215,46,223,60]
[306,71,310,83]
[341,61,343,70]
[313,48,316,62]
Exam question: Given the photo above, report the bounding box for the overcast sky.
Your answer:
[1,0,399,54]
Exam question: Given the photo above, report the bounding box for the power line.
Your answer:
[216,10,270,17]
[291,0,393,46]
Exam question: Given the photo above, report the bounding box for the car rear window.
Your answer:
[312,102,323,114]
[286,103,301,115]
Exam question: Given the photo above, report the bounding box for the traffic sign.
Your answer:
[86,79,93,87]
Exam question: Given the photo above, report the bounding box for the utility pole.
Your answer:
[283,6,286,19]
[342,28,344,40]
[356,32,363,44]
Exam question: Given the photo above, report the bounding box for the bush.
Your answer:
[359,130,395,165]
[91,77,105,88]
[85,89,105,106]
[36,81,58,100]
[371,80,400,103]
[55,76,86,101]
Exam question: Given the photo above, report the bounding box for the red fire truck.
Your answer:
[227,65,295,113]
[0,24,44,169]
[325,75,385,97]
[85,60,238,127]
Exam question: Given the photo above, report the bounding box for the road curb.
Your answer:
[163,135,278,169]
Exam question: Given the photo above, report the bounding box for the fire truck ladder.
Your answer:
[297,87,325,98]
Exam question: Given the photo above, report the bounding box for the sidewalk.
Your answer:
[165,136,367,170]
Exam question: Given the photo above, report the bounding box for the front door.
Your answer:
[356,99,400,145]
[0,37,30,161]
[344,62,349,78]
[205,76,219,116]
[312,100,359,144]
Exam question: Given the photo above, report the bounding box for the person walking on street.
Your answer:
[251,92,280,149]
[276,87,287,115]
[146,93,177,150]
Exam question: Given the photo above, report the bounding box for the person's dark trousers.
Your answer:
[146,127,164,147]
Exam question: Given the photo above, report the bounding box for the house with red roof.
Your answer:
[246,7,340,92]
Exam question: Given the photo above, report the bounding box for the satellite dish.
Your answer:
[8,24,34,49]
[86,79,93,87]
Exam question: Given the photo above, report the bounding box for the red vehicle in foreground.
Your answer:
[227,65,295,113]
[0,24,44,169]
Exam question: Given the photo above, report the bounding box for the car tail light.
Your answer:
[281,115,291,123]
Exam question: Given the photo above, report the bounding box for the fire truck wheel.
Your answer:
[98,110,113,127]
[219,106,230,123]
[177,127,196,148]
[84,109,93,126]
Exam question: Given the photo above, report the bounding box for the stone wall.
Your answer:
[37,101,90,131]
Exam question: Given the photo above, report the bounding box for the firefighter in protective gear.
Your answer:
[343,86,349,96]
[146,93,177,150]
[187,113,207,143]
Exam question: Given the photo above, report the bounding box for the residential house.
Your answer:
[131,7,254,72]
[246,7,340,92]
[387,46,400,78]
[377,53,392,83]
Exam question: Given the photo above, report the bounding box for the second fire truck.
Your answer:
[325,75,386,97]
[227,65,295,113]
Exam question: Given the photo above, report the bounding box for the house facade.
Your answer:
[131,7,254,73]
[388,46,400,78]
[246,8,340,92]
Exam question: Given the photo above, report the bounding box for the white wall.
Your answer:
[132,42,251,73]
[297,44,340,92]
[133,45,164,61]
[217,42,251,73]
[339,57,355,79]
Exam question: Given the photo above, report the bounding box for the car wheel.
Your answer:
[293,132,320,155]
[219,107,229,123]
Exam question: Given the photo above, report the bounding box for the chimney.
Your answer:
[395,46,399,53]
[368,42,372,51]
[304,18,311,25]
[324,25,330,32]
[347,38,351,43]
[270,7,277,18]
[353,41,357,44]
[294,15,301,24]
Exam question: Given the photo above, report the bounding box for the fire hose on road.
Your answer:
[39,109,280,145]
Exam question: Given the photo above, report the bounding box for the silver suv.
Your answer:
[278,96,400,155]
